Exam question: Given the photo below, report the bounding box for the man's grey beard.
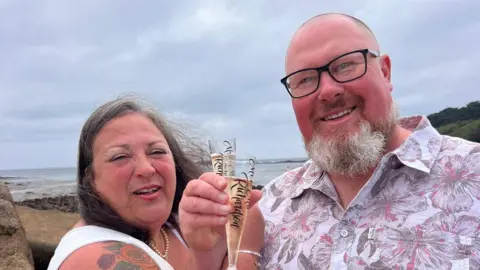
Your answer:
[305,103,399,177]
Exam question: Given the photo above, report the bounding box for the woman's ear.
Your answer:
[85,166,95,188]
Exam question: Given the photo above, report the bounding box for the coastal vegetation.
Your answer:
[427,101,480,143]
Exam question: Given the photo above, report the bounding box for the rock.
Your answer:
[0,183,34,269]
[16,195,79,213]
[0,200,20,235]
[0,183,14,201]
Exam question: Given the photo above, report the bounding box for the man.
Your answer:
[257,13,480,269]
[179,12,480,270]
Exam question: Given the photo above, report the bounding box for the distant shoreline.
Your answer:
[1,159,299,204]
[11,184,265,213]
[0,157,309,172]
[0,176,17,179]
[256,158,308,164]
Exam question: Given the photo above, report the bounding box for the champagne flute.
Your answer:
[207,139,256,270]
[223,155,255,270]
[208,138,236,176]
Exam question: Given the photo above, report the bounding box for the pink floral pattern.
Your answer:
[377,225,458,269]
[261,220,282,266]
[264,264,284,270]
[258,116,480,270]
[277,190,333,263]
[397,138,422,162]
[429,154,480,213]
[441,138,462,152]
[297,234,332,270]
[353,171,429,228]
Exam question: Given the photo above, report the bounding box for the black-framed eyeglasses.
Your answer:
[280,49,380,98]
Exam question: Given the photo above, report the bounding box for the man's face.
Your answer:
[285,16,397,175]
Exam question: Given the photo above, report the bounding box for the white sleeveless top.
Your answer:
[47,223,187,270]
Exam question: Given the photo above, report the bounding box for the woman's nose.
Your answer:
[134,156,155,177]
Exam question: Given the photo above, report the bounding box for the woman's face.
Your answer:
[91,112,176,229]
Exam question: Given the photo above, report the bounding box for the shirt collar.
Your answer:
[391,115,443,173]
[285,115,443,199]
[285,160,325,198]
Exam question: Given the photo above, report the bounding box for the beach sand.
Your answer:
[0,176,268,269]
[13,184,266,245]
[11,185,264,269]
[16,205,80,246]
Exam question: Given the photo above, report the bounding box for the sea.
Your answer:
[0,158,308,202]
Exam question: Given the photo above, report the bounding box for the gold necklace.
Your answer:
[149,227,169,260]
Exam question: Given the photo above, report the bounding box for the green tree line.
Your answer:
[427,101,480,143]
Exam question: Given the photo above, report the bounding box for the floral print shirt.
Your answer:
[258,116,480,270]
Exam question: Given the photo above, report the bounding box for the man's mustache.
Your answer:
[312,98,349,117]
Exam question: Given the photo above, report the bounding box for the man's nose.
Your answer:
[314,72,345,102]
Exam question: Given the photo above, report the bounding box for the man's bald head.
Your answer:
[287,13,380,61]
[300,13,378,45]
[285,13,380,72]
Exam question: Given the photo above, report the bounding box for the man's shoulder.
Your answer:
[258,160,313,210]
[262,160,312,191]
[431,135,480,178]
[437,134,480,157]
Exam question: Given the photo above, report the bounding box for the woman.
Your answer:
[47,96,264,270]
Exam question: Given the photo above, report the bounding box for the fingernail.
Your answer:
[220,205,231,214]
[218,217,228,224]
[217,178,226,187]
[218,193,228,202]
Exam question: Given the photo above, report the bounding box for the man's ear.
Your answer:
[380,54,392,82]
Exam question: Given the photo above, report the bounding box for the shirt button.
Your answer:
[340,229,349,237]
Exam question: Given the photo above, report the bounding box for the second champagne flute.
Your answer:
[223,155,256,270]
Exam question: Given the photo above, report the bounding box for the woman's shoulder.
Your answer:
[58,240,161,270]
[49,226,170,270]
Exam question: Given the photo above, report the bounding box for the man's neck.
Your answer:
[328,125,412,209]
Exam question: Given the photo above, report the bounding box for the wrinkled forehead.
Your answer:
[285,17,377,75]
[92,113,165,151]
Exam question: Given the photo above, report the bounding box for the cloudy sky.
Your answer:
[0,0,479,170]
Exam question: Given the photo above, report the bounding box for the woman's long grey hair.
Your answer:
[76,95,210,243]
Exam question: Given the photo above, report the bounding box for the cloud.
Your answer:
[0,0,479,170]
